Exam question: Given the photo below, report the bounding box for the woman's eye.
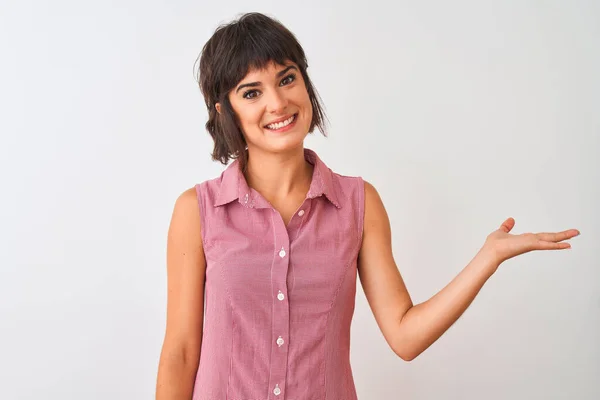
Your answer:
[243,90,259,99]
[281,74,296,86]
[243,74,295,99]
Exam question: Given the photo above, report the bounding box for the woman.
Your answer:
[155,12,579,400]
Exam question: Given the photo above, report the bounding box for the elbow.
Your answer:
[393,346,418,362]
[392,330,419,362]
[158,338,202,371]
[392,307,420,361]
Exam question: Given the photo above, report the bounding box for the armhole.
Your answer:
[357,176,365,247]
[195,183,208,250]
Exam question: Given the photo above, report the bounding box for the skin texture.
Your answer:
[155,60,581,399]
[357,196,579,361]
[156,187,205,400]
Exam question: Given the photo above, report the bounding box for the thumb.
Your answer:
[499,217,515,233]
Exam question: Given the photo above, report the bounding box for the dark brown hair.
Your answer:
[195,12,329,171]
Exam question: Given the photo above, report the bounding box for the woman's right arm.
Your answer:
[156,187,206,399]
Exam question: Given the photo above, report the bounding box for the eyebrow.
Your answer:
[235,65,298,94]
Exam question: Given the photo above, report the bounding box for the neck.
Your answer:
[243,145,313,203]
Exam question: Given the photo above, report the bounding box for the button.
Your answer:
[273,384,281,396]
[244,193,249,204]
[279,247,286,258]
[277,291,285,301]
[277,336,284,347]
[298,209,305,216]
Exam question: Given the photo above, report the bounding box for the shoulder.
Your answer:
[329,170,365,198]
[177,172,229,233]
[171,175,223,224]
[362,180,381,204]
[361,179,389,229]
[175,186,199,207]
[193,170,229,206]
[170,186,202,230]
[331,172,380,205]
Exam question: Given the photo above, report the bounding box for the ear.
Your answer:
[215,102,222,115]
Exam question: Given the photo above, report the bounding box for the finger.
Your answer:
[500,217,515,233]
[536,229,580,242]
[536,241,571,250]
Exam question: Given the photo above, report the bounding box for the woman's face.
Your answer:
[218,60,313,154]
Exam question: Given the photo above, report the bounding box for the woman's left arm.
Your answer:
[357,180,579,362]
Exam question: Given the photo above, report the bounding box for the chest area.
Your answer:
[202,198,361,304]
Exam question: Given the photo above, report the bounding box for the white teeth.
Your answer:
[266,114,295,130]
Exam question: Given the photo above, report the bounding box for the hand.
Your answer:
[483,217,580,266]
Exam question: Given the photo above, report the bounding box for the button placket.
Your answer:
[270,212,290,399]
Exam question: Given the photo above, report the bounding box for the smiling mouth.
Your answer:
[264,113,298,130]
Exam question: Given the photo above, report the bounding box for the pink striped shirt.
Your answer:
[192,148,365,400]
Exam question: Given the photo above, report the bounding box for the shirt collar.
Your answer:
[213,148,342,209]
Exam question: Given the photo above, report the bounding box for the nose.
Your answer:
[266,88,288,115]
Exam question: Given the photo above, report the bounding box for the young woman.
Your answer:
[155,12,579,400]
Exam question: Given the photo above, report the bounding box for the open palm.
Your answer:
[485,217,580,264]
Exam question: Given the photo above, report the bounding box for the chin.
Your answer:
[265,133,307,153]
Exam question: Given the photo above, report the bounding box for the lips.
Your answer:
[264,113,297,129]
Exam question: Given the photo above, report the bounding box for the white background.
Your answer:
[1,1,598,399]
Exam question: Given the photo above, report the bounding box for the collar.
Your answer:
[213,147,342,209]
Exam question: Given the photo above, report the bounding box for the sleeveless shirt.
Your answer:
[192,147,365,400]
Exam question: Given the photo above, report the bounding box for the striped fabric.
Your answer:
[192,147,365,400]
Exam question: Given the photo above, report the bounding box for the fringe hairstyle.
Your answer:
[195,12,329,171]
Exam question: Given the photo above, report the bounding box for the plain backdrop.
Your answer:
[1,1,598,399]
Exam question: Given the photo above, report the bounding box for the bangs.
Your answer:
[197,12,329,168]
[215,17,307,97]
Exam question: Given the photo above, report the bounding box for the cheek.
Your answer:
[303,96,313,121]
[292,90,312,119]
[238,108,263,130]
